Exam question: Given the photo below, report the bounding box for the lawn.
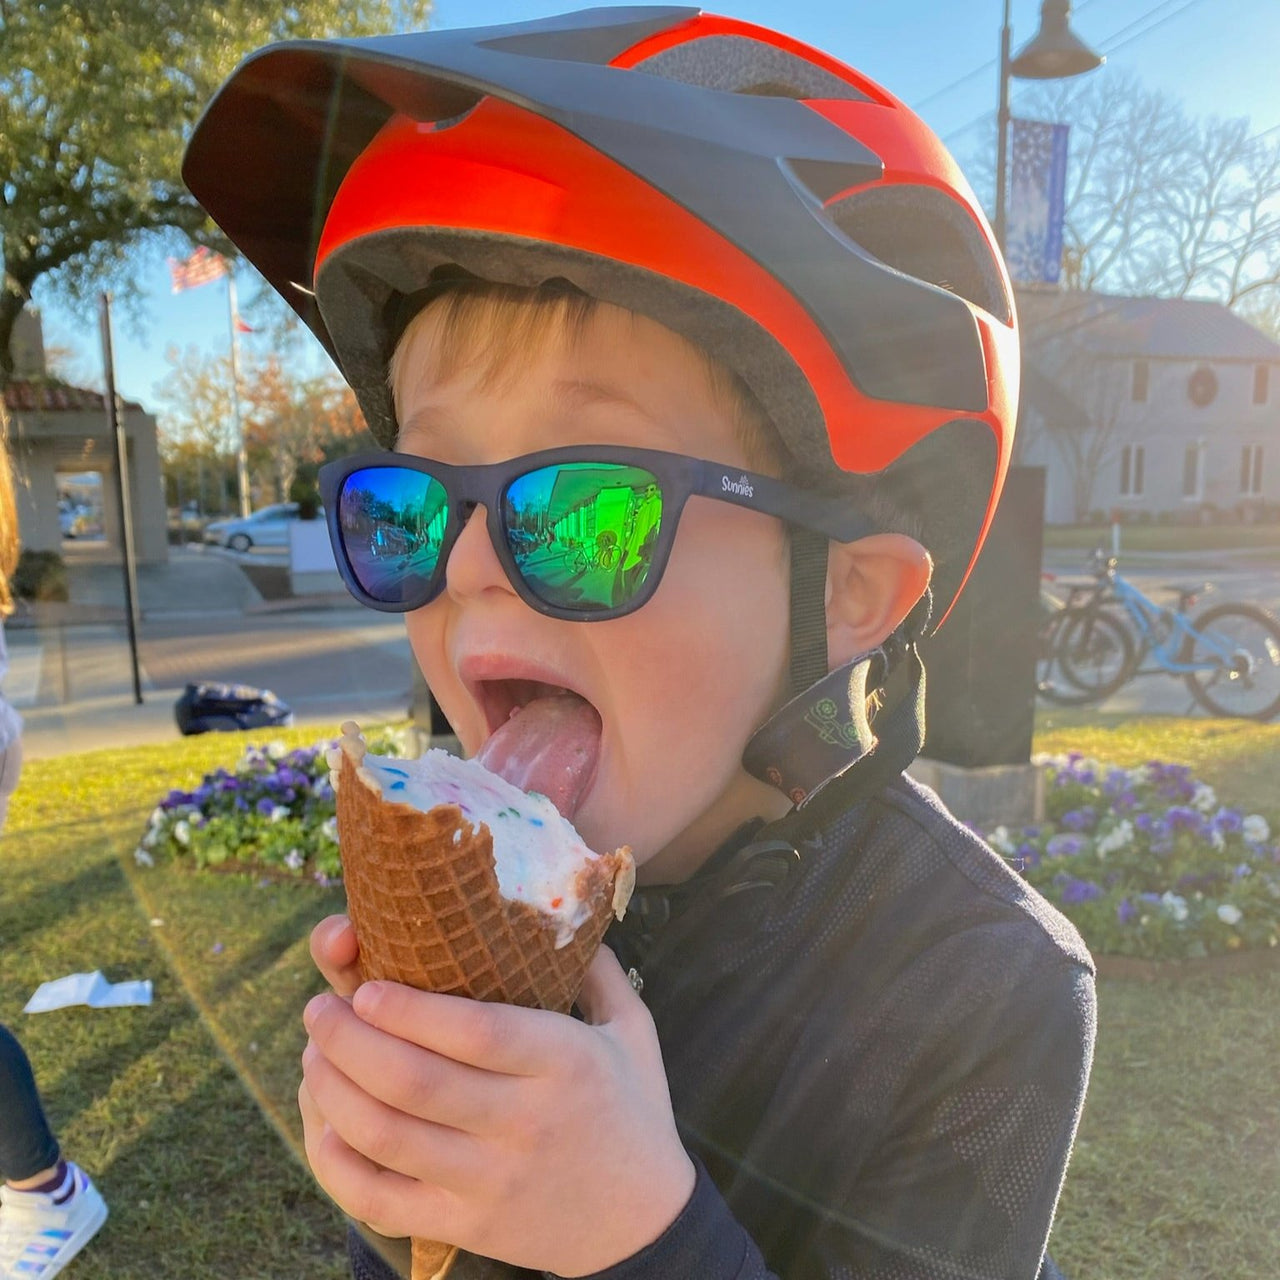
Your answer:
[1042,521,1280,554]
[4,716,1278,1278]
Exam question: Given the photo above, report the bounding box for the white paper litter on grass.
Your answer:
[23,970,153,1013]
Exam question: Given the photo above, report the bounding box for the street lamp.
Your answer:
[994,0,1103,251]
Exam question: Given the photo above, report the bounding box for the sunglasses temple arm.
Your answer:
[691,463,878,544]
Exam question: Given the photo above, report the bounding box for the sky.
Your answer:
[32,0,1280,418]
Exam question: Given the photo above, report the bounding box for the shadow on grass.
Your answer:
[0,857,130,948]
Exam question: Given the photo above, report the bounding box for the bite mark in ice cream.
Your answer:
[354,743,621,947]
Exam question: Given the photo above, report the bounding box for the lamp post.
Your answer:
[995,0,1103,251]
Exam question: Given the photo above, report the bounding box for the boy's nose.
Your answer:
[444,503,514,604]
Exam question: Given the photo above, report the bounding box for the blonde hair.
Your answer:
[0,427,18,617]
[388,280,790,475]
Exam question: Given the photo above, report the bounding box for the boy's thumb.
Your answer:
[575,945,642,1026]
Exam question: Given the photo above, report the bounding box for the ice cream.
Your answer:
[326,720,633,1278]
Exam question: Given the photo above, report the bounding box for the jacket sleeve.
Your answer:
[547,1156,779,1280]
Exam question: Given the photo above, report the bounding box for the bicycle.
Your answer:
[1055,550,1280,721]
[567,533,620,574]
[1036,574,1135,706]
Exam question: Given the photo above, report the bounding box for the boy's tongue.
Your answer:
[475,693,601,820]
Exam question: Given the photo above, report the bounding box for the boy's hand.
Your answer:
[298,945,696,1277]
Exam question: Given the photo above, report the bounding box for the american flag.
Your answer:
[1007,118,1070,286]
[168,246,227,293]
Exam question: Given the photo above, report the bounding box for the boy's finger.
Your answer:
[305,992,517,1131]
[351,981,570,1075]
[310,914,362,998]
[302,1038,485,1188]
[574,946,642,1027]
[299,1079,429,1241]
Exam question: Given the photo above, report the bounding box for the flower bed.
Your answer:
[134,729,409,883]
[987,754,1280,960]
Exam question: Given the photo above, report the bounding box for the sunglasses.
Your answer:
[318,446,876,621]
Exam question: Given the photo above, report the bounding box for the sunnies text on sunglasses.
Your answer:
[319,446,879,621]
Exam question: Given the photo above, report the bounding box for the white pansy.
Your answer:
[1160,891,1189,922]
[1243,815,1271,844]
[1127,764,1152,786]
[1192,782,1218,813]
[285,848,305,871]
[134,847,155,867]
[321,816,338,843]
[266,740,288,760]
[1210,828,1226,852]
[987,826,1015,855]
[1217,904,1243,926]
[1096,819,1134,857]
[149,806,167,828]
[173,820,191,847]
[269,804,290,823]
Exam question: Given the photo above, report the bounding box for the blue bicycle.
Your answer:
[1054,551,1280,721]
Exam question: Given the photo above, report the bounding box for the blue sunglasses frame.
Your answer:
[319,446,878,621]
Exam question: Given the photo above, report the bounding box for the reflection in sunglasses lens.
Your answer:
[504,463,663,612]
[339,467,449,606]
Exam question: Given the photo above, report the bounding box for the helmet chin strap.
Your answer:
[742,527,930,810]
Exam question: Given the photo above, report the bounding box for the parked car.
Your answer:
[58,501,91,538]
[203,502,322,552]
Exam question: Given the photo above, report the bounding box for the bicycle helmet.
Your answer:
[183,6,1018,636]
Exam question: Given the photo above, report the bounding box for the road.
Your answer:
[9,542,1280,758]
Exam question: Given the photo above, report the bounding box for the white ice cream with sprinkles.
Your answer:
[331,742,607,947]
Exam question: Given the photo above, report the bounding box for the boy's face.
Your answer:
[392,300,793,883]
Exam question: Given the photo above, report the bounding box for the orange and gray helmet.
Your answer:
[184,6,1018,638]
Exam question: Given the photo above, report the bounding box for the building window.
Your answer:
[1183,444,1203,499]
[1241,444,1264,495]
[1132,360,1149,403]
[1120,444,1145,497]
[1254,365,1270,406]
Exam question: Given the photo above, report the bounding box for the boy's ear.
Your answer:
[824,534,933,670]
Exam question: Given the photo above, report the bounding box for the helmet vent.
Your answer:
[827,186,1010,323]
[630,35,870,102]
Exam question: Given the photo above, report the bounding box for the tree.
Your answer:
[958,73,1280,318]
[155,343,368,510]
[0,0,432,389]
[155,345,238,513]
[241,355,369,503]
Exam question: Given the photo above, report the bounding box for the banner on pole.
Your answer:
[1007,118,1070,287]
[168,246,227,293]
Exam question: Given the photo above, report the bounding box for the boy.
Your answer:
[184,10,1094,1278]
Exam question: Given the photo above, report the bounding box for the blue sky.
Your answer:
[34,0,1280,415]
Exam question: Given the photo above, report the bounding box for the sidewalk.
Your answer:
[7,542,410,759]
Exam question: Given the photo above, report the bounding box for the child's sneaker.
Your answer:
[0,1163,108,1277]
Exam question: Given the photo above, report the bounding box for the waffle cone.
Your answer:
[332,726,634,1279]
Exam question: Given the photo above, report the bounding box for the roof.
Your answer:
[1016,289,1280,363]
[3,379,143,414]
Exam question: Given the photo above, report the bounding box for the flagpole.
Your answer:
[227,271,251,517]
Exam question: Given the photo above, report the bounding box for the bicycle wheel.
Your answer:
[1056,608,1135,701]
[1037,613,1104,705]
[1180,602,1280,721]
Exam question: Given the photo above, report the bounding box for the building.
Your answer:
[4,308,168,563]
[1016,290,1280,525]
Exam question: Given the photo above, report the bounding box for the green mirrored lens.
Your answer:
[504,463,663,612]
[339,467,449,606]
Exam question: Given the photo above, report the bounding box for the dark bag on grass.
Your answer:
[173,682,293,735]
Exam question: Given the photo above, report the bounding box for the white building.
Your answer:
[4,309,168,563]
[1015,290,1280,525]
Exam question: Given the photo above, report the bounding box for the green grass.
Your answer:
[2,726,352,1279]
[6,715,1280,1277]
[1043,521,1280,553]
